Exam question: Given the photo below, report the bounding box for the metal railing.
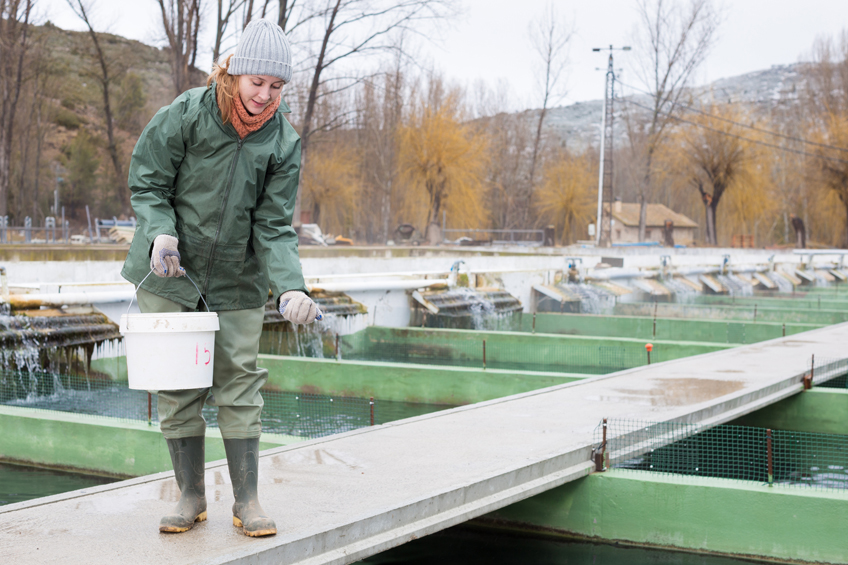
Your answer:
[0,215,137,244]
[0,216,70,244]
[443,228,546,247]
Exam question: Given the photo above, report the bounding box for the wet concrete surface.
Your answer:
[2,323,847,565]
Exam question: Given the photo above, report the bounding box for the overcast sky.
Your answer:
[41,0,847,112]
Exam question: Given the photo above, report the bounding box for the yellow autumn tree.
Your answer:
[812,112,848,247]
[301,142,363,237]
[534,151,596,244]
[396,90,489,243]
[666,102,771,246]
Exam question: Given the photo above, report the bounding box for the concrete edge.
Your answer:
[257,354,590,380]
[366,325,736,348]
[203,456,597,565]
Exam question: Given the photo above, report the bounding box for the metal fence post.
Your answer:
[24,216,31,243]
[766,428,773,486]
[482,339,487,370]
[594,418,608,472]
[45,217,56,243]
[370,397,374,426]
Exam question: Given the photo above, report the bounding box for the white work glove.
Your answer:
[278,290,322,324]
[150,234,185,278]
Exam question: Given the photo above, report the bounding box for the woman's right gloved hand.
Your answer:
[278,290,322,324]
[150,234,185,278]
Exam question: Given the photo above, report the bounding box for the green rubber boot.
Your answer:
[159,436,207,533]
[223,438,277,537]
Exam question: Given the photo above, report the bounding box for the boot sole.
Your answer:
[233,516,277,537]
[160,511,208,533]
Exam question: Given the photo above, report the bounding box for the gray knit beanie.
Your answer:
[228,19,292,83]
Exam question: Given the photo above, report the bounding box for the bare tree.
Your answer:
[212,0,246,63]
[0,0,34,219]
[527,3,571,196]
[681,103,749,245]
[804,31,848,246]
[257,0,303,31]
[355,45,406,243]
[632,0,720,240]
[290,0,455,227]
[66,0,128,213]
[156,0,203,95]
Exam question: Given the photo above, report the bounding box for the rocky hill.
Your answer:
[531,63,805,152]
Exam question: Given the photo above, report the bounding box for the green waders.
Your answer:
[139,288,276,536]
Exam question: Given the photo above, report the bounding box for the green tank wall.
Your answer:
[729,388,848,435]
[351,326,731,370]
[615,302,848,325]
[695,294,848,311]
[0,406,300,478]
[519,313,819,344]
[259,355,584,405]
[483,469,848,564]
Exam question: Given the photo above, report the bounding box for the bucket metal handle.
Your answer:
[126,268,211,316]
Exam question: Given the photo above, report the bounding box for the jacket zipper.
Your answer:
[203,137,245,295]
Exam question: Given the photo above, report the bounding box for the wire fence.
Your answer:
[811,355,848,388]
[0,370,378,440]
[594,418,848,491]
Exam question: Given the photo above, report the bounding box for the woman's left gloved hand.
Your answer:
[278,291,322,324]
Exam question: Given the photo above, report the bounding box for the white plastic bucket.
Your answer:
[120,311,220,390]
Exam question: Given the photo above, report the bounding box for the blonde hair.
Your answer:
[207,54,240,125]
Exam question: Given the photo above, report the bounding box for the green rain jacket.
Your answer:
[121,84,307,310]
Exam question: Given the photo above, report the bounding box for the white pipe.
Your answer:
[792,250,848,255]
[2,290,135,307]
[308,279,449,293]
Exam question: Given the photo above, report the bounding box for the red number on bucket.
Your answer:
[196,344,211,365]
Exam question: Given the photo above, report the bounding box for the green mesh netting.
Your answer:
[594,419,848,491]
[0,370,385,439]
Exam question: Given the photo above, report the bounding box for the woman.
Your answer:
[121,19,319,537]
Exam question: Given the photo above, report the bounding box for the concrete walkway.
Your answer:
[2,325,845,565]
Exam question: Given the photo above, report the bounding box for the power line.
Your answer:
[616,79,848,155]
[621,97,848,166]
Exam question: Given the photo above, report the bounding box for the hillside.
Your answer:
[15,22,194,225]
[531,63,805,152]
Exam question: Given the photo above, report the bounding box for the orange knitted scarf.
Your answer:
[231,95,281,139]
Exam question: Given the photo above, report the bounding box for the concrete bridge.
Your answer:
[2,324,845,565]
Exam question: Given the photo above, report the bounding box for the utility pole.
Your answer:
[592,45,629,247]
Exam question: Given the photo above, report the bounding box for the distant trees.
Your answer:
[396,85,489,244]
[289,0,457,227]
[804,31,848,246]
[534,151,596,244]
[65,0,128,214]
[525,3,572,228]
[630,0,721,241]
[5,5,848,250]
[0,0,34,218]
[155,0,203,95]
[676,103,752,245]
